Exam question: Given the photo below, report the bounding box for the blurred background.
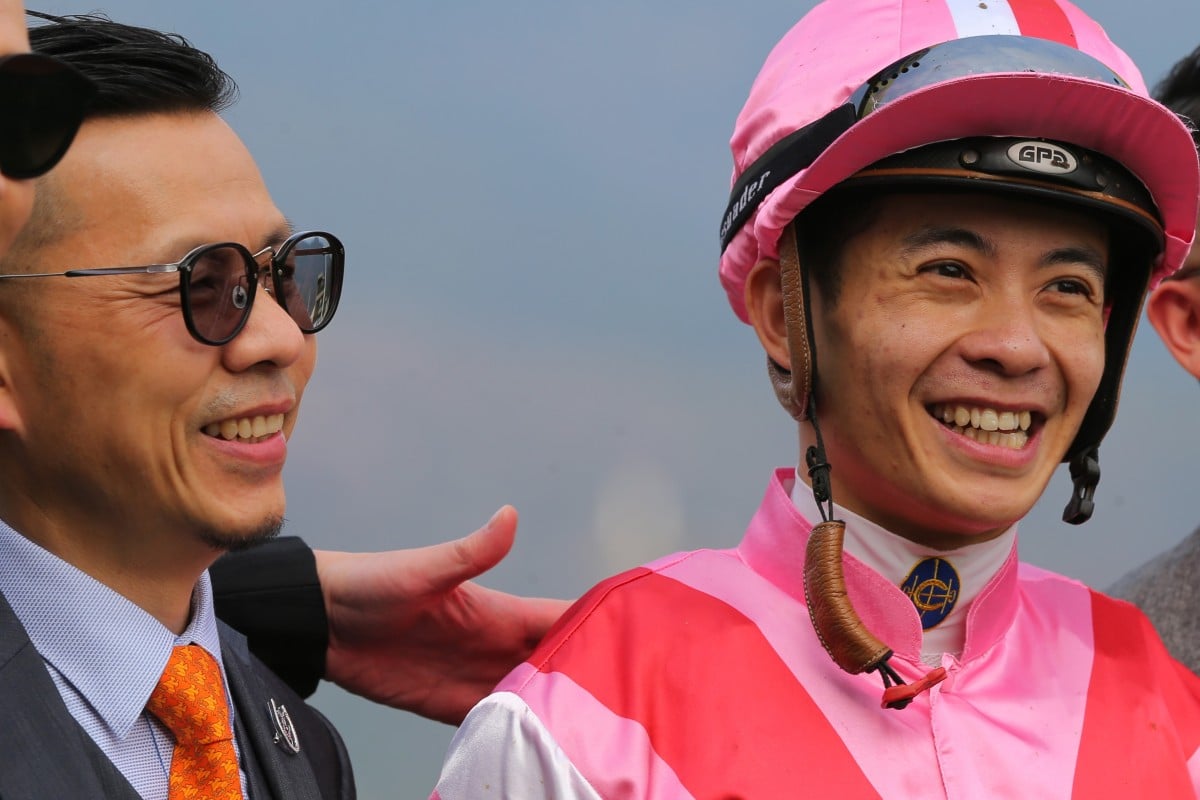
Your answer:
[40,0,1200,796]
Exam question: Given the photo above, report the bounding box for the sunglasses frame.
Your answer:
[173,231,345,345]
[0,230,345,346]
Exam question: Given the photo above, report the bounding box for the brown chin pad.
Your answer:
[803,519,893,673]
[768,224,813,421]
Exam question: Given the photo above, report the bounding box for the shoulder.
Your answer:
[1109,526,1200,603]
[433,692,604,800]
[517,548,760,680]
[496,545,805,744]
[1106,527,1200,674]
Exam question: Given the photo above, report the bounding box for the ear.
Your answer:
[0,316,27,434]
[1147,278,1200,379]
[744,258,791,370]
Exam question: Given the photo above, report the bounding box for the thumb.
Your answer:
[424,505,519,592]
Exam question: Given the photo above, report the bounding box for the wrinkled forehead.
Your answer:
[0,0,28,56]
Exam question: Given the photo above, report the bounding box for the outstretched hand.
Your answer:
[313,506,570,725]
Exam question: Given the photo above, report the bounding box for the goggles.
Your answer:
[0,52,94,179]
[719,35,1133,252]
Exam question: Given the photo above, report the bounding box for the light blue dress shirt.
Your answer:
[0,522,251,799]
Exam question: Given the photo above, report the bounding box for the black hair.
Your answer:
[1155,43,1200,152]
[793,188,881,307]
[26,10,237,119]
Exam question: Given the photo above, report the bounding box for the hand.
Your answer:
[314,506,570,725]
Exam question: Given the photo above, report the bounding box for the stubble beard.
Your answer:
[196,514,285,553]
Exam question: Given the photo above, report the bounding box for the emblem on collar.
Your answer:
[900,557,961,630]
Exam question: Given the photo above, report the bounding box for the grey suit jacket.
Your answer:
[0,590,355,799]
[1109,525,1200,675]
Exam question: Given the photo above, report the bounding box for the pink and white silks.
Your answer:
[432,469,1200,799]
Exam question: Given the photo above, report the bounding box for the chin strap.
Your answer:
[1062,447,1100,525]
[802,396,947,710]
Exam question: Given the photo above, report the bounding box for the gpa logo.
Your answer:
[1007,140,1078,175]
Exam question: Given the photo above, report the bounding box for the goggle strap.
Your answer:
[720,105,856,251]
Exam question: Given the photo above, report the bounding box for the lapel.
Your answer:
[220,623,324,800]
[0,591,140,800]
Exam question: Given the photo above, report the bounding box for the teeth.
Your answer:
[959,425,1029,449]
[203,413,285,442]
[929,403,1035,450]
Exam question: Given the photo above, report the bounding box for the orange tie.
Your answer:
[146,644,245,800]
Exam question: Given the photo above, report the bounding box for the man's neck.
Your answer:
[0,506,217,633]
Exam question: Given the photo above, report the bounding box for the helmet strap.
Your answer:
[1062,447,1101,524]
[779,222,948,708]
[767,224,815,421]
[804,392,835,523]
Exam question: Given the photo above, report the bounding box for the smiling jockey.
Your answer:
[431,0,1200,797]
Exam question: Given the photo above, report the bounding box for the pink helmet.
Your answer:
[719,0,1200,522]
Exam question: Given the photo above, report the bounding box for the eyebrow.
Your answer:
[1043,246,1108,282]
[162,220,296,261]
[899,225,1107,280]
[900,226,996,259]
[257,220,297,252]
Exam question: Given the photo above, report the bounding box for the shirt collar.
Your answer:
[737,468,1020,664]
[0,521,226,738]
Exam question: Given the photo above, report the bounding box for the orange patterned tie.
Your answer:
[146,644,245,800]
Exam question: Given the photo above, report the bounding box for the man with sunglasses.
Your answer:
[1110,45,1200,672]
[432,0,1200,797]
[0,0,564,763]
[0,13,360,798]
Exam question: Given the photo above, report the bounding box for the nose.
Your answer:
[221,264,308,372]
[956,291,1052,378]
[255,264,278,299]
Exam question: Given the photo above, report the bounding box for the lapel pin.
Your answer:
[268,698,301,754]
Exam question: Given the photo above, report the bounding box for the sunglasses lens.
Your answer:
[0,55,92,179]
[186,245,254,344]
[276,233,343,333]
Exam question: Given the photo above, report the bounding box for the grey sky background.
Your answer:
[40,1,1200,796]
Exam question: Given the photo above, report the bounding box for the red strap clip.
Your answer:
[881,667,947,710]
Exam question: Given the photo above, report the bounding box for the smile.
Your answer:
[929,403,1033,450]
[202,413,285,443]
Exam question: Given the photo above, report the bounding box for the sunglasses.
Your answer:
[0,230,345,345]
[719,35,1132,251]
[0,52,94,179]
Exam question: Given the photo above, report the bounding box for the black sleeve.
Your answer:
[210,536,328,698]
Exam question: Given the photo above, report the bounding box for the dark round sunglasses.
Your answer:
[0,52,94,179]
[0,231,345,345]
